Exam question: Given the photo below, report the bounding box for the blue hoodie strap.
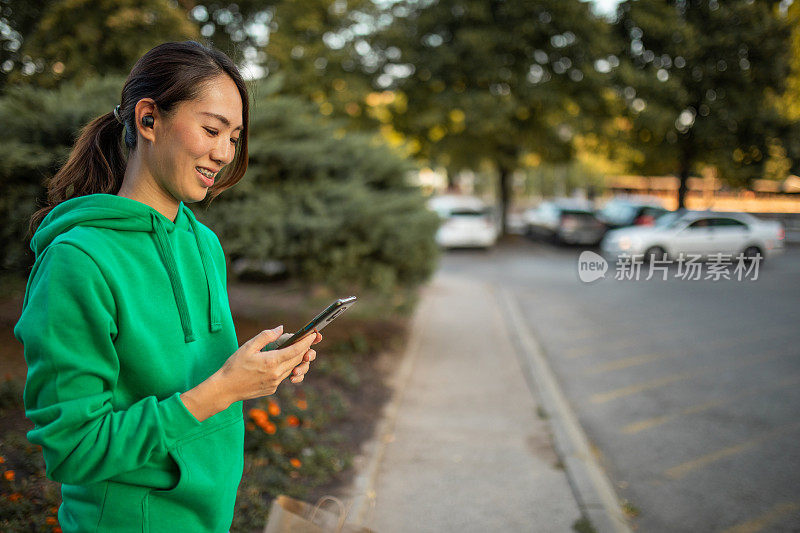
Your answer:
[151,212,196,343]
[185,210,223,334]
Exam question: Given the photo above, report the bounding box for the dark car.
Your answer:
[597,198,670,230]
[523,199,607,245]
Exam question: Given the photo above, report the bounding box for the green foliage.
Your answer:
[610,0,797,196]
[0,74,127,270]
[6,0,198,89]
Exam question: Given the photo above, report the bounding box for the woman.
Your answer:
[13,40,321,532]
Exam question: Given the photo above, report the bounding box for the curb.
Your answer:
[495,286,633,533]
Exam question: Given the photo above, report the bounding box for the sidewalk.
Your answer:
[344,271,582,532]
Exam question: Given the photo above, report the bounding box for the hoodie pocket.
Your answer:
[143,411,244,533]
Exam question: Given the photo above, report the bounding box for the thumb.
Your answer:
[252,325,284,349]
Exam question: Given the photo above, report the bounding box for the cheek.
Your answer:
[178,128,210,160]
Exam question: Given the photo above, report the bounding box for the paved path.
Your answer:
[348,271,582,532]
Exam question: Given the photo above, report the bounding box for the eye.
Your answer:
[206,127,238,146]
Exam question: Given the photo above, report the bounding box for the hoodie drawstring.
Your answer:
[152,212,196,343]
[150,208,223,343]
[187,214,223,334]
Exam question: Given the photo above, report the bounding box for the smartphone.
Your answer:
[261,296,357,352]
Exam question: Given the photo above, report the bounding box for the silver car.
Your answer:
[601,210,785,262]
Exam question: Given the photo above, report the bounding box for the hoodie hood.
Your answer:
[31,193,222,343]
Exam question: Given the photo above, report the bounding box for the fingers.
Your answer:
[311,331,323,345]
[275,335,316,375]
[290,361,311,383]
[302,348,317,363]
[291,361,310,377]
[251,325,284,350]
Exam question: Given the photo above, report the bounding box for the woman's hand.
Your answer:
[218,326,322,402]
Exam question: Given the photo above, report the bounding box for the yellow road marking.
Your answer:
[721,501,800,533]
[567,324,787,361]
[621,375,800,434]
[591,372,695,403]
[590,349,787,404]
[664,421,800,480]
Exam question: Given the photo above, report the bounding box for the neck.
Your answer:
[117,152,179,222]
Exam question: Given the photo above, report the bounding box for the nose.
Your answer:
[210,136,236,167]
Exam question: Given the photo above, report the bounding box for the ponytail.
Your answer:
[26,110,127,240]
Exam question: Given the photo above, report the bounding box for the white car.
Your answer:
[601,210,785,262]
[427,194,498,249]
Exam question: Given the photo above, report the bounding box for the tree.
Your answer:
[610,0,795,206]
[363,0,618,234]
[5,0,198,89]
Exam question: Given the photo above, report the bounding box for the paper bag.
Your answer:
[263,494,375,533]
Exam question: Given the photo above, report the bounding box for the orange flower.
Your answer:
[290,458,301,468]
[0,456,4,463]
[248,408,268,425]
[46,517,58,525]
[50,506,59,514]
[267,400,280,417]
[8,492,22,502]
[286,415,300,427]
[264,421,277,435]
[4,470,15,481]
[295,399,308,410]
[245,423,256,432]
[53,527,62,533]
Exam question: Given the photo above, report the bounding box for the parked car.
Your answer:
[601,210,786,262]
[427,194,498,249]
[597,197,670,230]
[523,199,606,245]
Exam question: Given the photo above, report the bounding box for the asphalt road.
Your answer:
[439,237,800,532]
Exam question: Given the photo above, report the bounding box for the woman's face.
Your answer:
[149,75,243,204]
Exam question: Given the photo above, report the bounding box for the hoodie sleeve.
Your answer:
[14,243,203,486]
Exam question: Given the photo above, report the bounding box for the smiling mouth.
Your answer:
[196,167,217,179]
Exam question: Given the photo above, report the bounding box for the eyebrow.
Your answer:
[200,111,243,132]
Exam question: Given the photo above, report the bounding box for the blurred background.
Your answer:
[0,0,799,531]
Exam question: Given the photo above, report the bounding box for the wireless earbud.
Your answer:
[141,115,154,128]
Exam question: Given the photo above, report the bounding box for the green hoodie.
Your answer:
[13,194,244,532]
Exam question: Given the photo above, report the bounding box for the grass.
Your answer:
[573,517,597,533]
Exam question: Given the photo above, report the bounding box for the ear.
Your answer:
[133,98,160,144]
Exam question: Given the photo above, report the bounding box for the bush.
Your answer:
[0,74,127,271]
[194,79,440,294]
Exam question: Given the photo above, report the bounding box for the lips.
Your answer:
[196,167,215,187]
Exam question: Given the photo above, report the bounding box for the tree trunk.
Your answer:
[677,138,694,209]
[498,166,511,236]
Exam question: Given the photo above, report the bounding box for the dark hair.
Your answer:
[27,40,250,239]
